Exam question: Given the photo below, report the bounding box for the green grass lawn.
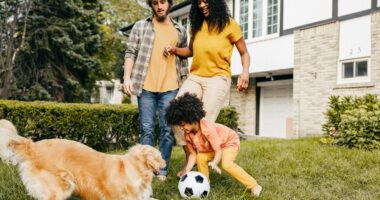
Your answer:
[1,138,379,200]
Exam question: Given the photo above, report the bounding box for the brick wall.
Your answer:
[228,77,256,135]
[293,12,380,137]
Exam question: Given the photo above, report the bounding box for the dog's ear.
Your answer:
[143,146,166,170]
[8,138,23,148]
[144,148,158,169]
[8,138,32,156]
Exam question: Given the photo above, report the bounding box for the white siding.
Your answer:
[226,0,234,14]
[339,16,371,60]
[283,0,332,30]
[230,35,294,75]
[338,0,371,16]
[169,5,190,17]
[378,0,380,7]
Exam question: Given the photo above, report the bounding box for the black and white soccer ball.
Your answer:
[178,171,210,198]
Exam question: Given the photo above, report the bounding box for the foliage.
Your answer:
[96,0,151,82]
[0,100,140,151]
[0,100,239,151]
[322,94,380,150]
[1,138,380,199]
[0,0,33,99]
[8,0,106,102]
[99,0,149,29]
[216,106,239,130]
[121,95,131,104]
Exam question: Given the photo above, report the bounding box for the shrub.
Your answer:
[122,95,131,104]
[216,106,239,130]
[322,94,380,150]
[0,100,140,151]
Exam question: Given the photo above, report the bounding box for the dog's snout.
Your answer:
[153,170,160,176]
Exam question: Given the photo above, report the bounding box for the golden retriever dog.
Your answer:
[0,119,165,200]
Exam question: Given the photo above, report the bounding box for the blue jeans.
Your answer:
[137,89,178,176]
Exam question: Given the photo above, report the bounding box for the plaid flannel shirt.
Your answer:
[124,16,189,96]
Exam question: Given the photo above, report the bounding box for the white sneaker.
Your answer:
[251,184,262,197]
[156,175,167,182]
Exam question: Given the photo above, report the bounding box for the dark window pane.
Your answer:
[343,62,354,78]
[356,61,368,77]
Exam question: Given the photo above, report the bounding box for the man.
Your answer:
[123,0,188,181]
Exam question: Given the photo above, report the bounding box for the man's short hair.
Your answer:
[146,0,173,8]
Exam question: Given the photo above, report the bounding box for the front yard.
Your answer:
[1,138,379,200]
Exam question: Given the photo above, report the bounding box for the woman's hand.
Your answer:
[237,71,249,92]
[164,45,176,57]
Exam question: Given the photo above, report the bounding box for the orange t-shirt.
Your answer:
[143,18,179,92]
[185,119,240,153]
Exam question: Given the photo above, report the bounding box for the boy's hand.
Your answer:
[177,169,187,177]
[208,161,221,174]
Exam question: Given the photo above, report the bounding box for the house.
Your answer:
[91,79,125,104]
[121,0,380,138]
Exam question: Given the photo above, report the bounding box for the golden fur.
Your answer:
[0,119,165,200]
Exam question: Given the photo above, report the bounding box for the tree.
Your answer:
[0,0,33,99]
[95,0,150,81]
[8,0,105,102]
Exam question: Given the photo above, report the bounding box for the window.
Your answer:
[177,15,190,34]
[240,0,249,39]
[266,0,278,34]
[106,86,114,103]
[238,0,280,40]
[338,58,370,84]
[252,0,262,38]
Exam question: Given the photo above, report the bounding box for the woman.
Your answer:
[164,0,250,173]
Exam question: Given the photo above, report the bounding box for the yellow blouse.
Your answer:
[191,18,243,77]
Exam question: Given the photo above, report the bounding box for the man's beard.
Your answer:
[154,9,169,22]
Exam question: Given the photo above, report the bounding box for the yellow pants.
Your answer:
[196,147,258,189]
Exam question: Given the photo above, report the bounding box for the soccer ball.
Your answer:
[178,171,210,198]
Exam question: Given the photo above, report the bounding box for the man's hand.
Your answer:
[123,78,132,96]
[163,45,176,57]
[237,71,249,92]
[208,161,221,174]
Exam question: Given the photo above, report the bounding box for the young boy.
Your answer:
[165,93,262,197]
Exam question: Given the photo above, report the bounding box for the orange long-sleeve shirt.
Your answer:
[185,119,240,153]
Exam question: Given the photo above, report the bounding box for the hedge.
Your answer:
[0,100,139,151]
[0,100,239,151]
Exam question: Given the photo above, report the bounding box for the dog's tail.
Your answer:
[0,119,30,165]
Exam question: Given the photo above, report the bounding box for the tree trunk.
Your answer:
[0,0,32,99]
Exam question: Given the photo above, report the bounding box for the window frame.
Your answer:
[337,57,371,84]
[235,0,281,43]
[177,15,190,34]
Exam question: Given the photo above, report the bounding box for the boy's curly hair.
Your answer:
[165,92,206,125]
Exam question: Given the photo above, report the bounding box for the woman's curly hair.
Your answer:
[189,0,231,35]
[165,93,206,125]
